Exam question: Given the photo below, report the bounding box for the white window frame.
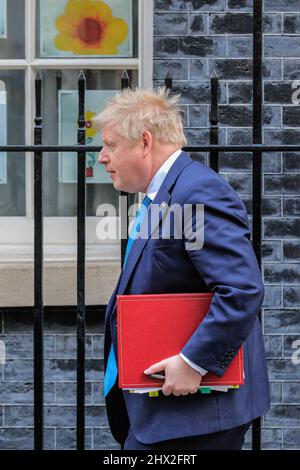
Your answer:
[0,0,153,263]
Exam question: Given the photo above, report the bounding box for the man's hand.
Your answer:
[144,354,203,396]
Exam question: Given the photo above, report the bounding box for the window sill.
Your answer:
[0,246,121,307]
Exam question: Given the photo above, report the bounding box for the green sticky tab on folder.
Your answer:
[199,387,211,394]
[149,391,159,397]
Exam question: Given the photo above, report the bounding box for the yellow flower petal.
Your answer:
[65,0,93,20]
[104,17,128,45]
[85,111,98,136]
[55,15,78,36]
[55,34,78,52]
[96,41,117,54]
[91,1,113,22]
[65,0,112,22]
[86,126,98,138]
[86,111,97,120]
[74,43,117,55]
[80,36,118,54]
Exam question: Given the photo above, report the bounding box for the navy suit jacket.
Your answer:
[104,151,270,445]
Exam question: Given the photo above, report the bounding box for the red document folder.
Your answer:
[117,293,244,389]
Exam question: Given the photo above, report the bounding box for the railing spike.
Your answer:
[78,70,86,82]
[121,70,131,90]
[165,71,172,90]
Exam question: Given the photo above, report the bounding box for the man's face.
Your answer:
[98,126,149,193]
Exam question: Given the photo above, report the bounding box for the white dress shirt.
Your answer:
[145,149,208,377]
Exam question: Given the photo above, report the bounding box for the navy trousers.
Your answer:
[122,421,252,450]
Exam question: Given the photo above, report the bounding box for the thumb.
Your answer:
[144,360,166,375]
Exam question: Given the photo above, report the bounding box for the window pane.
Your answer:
[0,0,25,59]
[36,0,138,58]
[0,70,25,216]
[41,69,138,216]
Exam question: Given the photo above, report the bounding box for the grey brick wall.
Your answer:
[154,0,300,450]
[0,309,118,450]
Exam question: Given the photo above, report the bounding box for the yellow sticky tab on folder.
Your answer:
[129,390,135,393]
[149,391,159,397]
[231,385,240,389]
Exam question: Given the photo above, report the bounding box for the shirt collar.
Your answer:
[146,149,182,201]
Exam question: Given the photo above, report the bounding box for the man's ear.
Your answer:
[142,131,152,154]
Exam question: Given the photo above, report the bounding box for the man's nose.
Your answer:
[98,149,108,164]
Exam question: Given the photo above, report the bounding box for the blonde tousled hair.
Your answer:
[93,87,187,147]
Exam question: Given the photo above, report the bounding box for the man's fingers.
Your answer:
[162,386,199,396]
[162,384,172,396]
[144,361,165,375]
[170,388,199,396]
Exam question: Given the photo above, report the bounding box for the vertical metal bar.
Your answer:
[77,70,86,451]
[165,70,172,91]
[120,70,131,266]
[34,71,44,451]
[56,71,62,108]
[121,69,130,90]
[56,70,62,92]
[209,73,219,172]
[252,0,263,451]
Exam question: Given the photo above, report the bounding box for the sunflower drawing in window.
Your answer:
[84,110,98,177]
[40,0,132,57]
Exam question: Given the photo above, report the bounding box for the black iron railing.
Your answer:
[33,71,44,452]
[76,71,86,451]
[0,0,298,451]
[252,0,263,450]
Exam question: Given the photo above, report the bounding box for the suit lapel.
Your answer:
[117,151,193,297]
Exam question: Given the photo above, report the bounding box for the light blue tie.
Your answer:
[104,195,152,397]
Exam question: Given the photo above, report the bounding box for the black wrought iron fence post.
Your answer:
[77,71,86,451]
[34,71,44,451]
[252,0,263,451]
[209,73,219,172]
[165,70,172,91]
[120,70,131,266]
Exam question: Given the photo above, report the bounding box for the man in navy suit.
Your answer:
[95,88,270,450]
